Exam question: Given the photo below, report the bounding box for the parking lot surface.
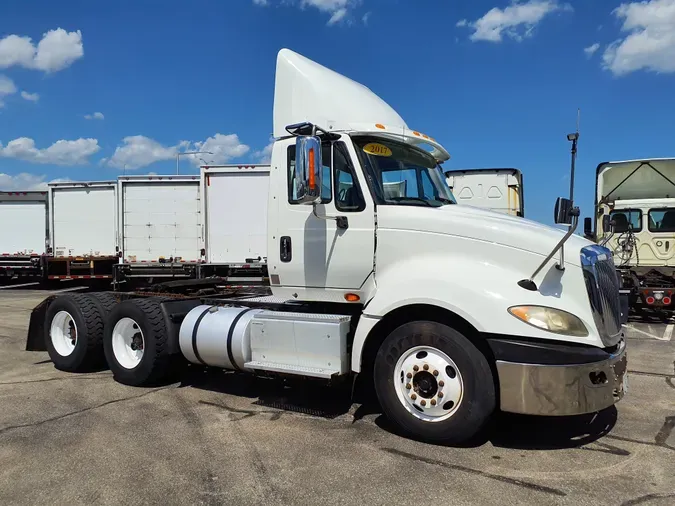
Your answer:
[1,289,674,505]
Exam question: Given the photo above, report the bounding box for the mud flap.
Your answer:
[25,295,56,352]
[619,291,630,325]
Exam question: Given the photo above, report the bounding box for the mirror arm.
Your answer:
[518,209,579,291]
[312,204,349,230]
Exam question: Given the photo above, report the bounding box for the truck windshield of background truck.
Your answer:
[648,208,675,232]
[610,209,642,233]
[352,136,456,207]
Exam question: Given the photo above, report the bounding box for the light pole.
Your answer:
[176,151,213,174]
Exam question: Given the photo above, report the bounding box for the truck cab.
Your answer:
[31,49,627,445]
[587,158,675,313]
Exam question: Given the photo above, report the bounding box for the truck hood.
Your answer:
[377,204,593,267]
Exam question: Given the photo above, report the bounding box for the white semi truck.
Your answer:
[585,158,675,315]
[26,49,627,444]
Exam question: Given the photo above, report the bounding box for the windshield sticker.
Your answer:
[363,143,392,157]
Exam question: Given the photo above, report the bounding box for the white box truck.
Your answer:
[115,175,202,285]
[29,49,627,445]
[446,168,524,217]
[46,182,118,281]
[199,164,270,280]
[0,191,47,281]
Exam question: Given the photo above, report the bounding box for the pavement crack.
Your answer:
[606,434,675,453]
[621,492,675,506]
[655,416,675,446]
[380,447,566,497]
[0,386,173,436]
[0,373,112,386]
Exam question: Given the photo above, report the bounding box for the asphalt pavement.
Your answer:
[0,289,673,506]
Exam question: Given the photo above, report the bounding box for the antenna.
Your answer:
[566,108,580,205]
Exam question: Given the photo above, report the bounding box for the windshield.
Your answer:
[352,136,456,207]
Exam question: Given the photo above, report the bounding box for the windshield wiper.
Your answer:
[387,197,440,207]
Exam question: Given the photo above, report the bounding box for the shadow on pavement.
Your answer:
[179,365,618,449]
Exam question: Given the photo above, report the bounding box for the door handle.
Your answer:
[280,236,292,262]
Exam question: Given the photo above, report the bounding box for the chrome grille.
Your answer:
[581,245,622,346]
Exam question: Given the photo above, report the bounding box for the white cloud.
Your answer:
[458,1,572,42]
[584,43,600,57]
[362,11,371,25]
[255,0,355,25]
[0,75,17,108]
[107,133,250,170]
[0,137,99,165]
[0,28,84,73]
[253,139,274,163]
[84,111,104,120]
[21,91,39,102]
[602,0,675,76]
[0,172,49,191]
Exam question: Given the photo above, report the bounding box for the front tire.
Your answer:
[103,298,173,386]
[373,321,496,444]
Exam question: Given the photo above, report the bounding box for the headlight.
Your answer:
[508,306,588,337]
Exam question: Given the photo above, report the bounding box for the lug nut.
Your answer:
[433,370,439,376]
[439,380,445,387]
[423,364,429,371]
[406,372,412,379]
[431,399,437,406]
[438,392,444,398]
[420,400,426,407]
[406,383,411,390]
[413,365,419,372]
[411,394,417,400]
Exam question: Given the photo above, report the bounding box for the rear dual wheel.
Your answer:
[374,321,496,445]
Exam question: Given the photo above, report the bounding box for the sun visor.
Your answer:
[273,48,407,138]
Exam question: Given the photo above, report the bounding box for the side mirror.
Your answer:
[602,215,612,233]
[294,135,323,205]
[584,217,594,239]
[554,197,573,225]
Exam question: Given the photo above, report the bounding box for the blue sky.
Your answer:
[1,0,674,225]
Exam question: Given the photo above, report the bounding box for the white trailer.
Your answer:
[32,48,626,446]
[199,165,270,279]
[0,191,47,281]
[116,175,201,283]
[445,168,524,217]
[45,182,119,281]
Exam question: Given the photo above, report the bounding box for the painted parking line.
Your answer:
[625,324,673,341]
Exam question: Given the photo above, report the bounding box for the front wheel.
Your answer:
[373,321,496,444]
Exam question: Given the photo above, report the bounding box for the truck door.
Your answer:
[272,137,375,292]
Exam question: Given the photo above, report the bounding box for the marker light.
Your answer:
[308,147,316,190]
[508,306,588,337]
[375,124,386,130]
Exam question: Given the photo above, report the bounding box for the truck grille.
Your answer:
[581,245,623,346]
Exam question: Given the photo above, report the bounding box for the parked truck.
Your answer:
[445,168,524,217]
[46,182,118,281]
[585,158,675,315]
[0,191,47,282]
[26,48,627,444]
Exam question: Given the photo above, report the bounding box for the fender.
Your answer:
[351,249,599,372]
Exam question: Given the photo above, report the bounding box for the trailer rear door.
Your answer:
[202,166,270,264]
[120,176,201,262]
[0,192,47,255]
[49,183,117,257]
[445,168,524,217]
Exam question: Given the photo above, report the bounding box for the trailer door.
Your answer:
[0,200,46,255]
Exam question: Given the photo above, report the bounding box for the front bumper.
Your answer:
[491,338,627,416]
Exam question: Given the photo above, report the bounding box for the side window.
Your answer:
[287,144,332,204]
[333,143,365,212]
